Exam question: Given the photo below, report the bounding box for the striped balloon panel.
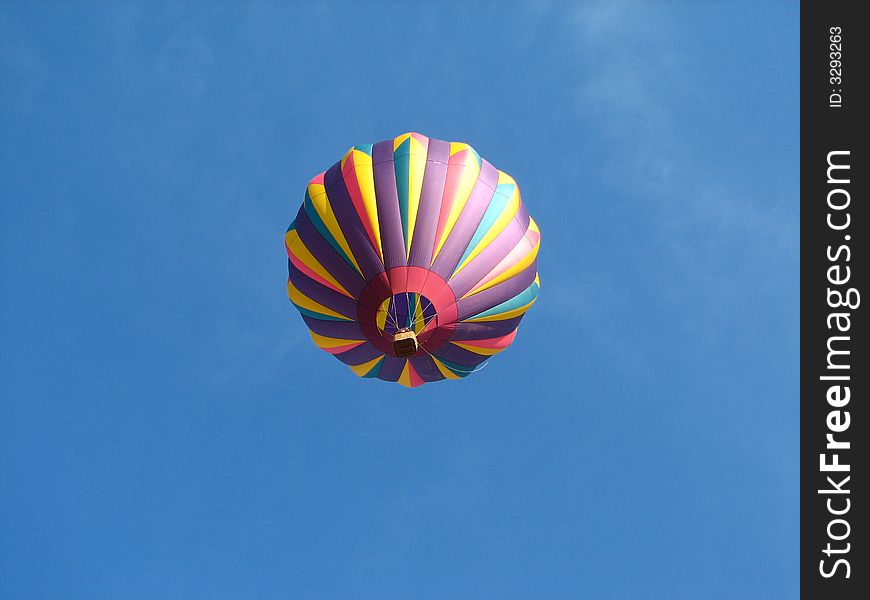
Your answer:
[285,133,540,387]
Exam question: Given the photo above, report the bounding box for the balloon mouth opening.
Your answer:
[392,329,418,358]
[358,276,456,358]
[377,292,436,334]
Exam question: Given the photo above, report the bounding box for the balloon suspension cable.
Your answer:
[389,295,400,332]
[376,306,400,332]
[372,301,489,375]
[410,297,437,329]
[386,307,399,330]
[379,292,488,374]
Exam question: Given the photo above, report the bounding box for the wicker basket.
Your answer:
[392,329,419,357]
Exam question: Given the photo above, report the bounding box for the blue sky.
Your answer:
[1,2,798,598]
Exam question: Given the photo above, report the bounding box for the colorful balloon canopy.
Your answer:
[285,132,540,387]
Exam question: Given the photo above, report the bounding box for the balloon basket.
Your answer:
[393,329,418,357]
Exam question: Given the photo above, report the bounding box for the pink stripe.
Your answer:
[432,150,475,255]
[469,228,540,292]
[288,251,345,296]
[458,329,517,349]
[322,341,365,355]
[342,156,379,252]
[408,361,425,387]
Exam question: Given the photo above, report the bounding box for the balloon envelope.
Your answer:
[285,132,540,387]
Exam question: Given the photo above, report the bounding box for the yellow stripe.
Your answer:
[307,181,362,275]
[432,356,461,380]
[465,273,540,322]
[433,158,481,260]
[349,354,384,377]
[453,179,520,276]
[451,341,505,356]
[376,297,389,331]
[464,299,537,323]
[413,293,425,333]
[397,360,412,387]
[285,229,353,297]
[466,218,540,296]
[449,142,470,156]
[497,171,516,186]
[393,132,429,156]
[393,133,413,150]
[344,149,383,260]
[309,330,364,350]
[287,281,351,320]
[405,137,427,257]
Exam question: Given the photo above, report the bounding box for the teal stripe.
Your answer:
[303,190,359,273]
[469,147,482,168]
[452,183,514,276]
[435,357,471,378]
[293,305,352,322]
[362,355,385,378]
[408,293,416,328]
[394,138,411,252]
[353,143,373,156]
[393,138,412,157]
[467,280,539,321]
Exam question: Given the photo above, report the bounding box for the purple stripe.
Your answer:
[356,271,392,316]
[289,134,541,386]
[456,261,538,320]
[294,206,366,298]
[333,342,383,366]
[452,317,523,340]
[290,263,359,318]
[409,139,450,267]
[409,355,446,382]
[432,343,489,368]
[323,162,385,281]
[302,316,365,339]
[430,160,499,279]
[376,356,406,382]
[448,205,531,298]
[372,141,407,275]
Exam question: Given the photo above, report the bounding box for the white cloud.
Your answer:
[540,0,797,341]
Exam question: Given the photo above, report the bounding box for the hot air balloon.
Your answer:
[285,132,540,387]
